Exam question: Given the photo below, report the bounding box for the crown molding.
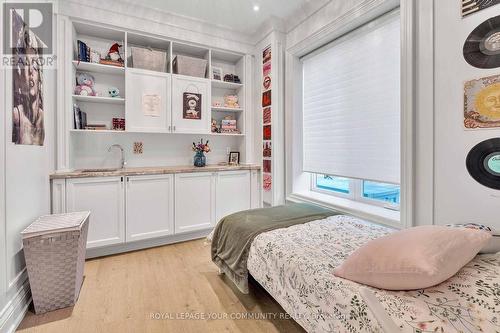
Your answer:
[58,0,255,53]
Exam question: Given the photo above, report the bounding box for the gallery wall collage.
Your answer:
[461,0,500,189]
[262,45,272,195]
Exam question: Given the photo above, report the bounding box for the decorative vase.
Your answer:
[194,151,206,167]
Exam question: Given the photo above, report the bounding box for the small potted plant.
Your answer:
[192,139,211,167]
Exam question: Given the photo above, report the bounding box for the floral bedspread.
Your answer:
[247,215,500,333]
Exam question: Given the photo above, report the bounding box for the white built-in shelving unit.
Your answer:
[68,21,248,136]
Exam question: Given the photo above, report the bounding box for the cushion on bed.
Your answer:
[333,225,491,290]
[446,223,500,253]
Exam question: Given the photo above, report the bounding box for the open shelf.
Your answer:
[210,133,245,137]
[211,80,243,90]
[70,129,126,133]
[212,106,243,112]
[72,60,124,75]
[72,95,125,104]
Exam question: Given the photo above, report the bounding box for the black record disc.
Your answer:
[463,15,500,69]
[466,138,500,189]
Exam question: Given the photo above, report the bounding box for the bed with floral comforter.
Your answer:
[247,215,500,333]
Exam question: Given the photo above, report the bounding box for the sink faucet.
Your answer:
[108,144,126,169]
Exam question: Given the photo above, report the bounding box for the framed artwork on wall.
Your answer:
[464,74,500,129]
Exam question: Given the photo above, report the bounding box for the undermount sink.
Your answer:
[78,168,121,173]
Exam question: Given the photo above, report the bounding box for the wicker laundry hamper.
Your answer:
[21,211,90,314]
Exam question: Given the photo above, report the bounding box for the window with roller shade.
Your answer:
[302,11,401,209]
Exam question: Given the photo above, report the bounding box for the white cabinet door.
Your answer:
[174,172,215,233]
[215,171,251,222]
[125,174,174,242]
[126,68,171,133]
[66,177,125,249]
[171,75,210,134]
[250,170,262,209]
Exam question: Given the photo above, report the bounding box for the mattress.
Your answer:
[247,215,500,333]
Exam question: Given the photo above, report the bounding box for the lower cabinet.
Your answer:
[125,174,174,242]
[66,177,125,249]
[58,169,260,252]
[215,171,251,222]
[174,172,216,234]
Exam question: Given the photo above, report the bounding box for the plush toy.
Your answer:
[108,87,120,97]
[107,43,123,62]
[224,95,239,108]
[74,73,96,96]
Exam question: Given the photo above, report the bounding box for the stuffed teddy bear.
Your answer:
[224,95,239,108]
[74,73,96,96]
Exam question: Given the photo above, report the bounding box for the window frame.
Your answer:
[311,174,400,211]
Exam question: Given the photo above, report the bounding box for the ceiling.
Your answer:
[122,0,328,35]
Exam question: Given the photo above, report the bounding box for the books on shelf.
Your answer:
[77,40,90,62]
[73,104,87,130]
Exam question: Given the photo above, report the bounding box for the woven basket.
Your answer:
[173,55,207,78]
[21,211,90,314]
[130,46,167,72]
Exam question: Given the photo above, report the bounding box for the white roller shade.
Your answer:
[302,12,401,184]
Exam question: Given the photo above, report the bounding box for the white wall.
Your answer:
[432,0,500,227]
[0,4,56,332]
[70,133,241,169]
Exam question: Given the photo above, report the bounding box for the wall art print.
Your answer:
[263,61,271,76]
[263,125,272,140]
[263,107,272,124]
[462,0,500,17]
[263,75,271,90]
[263,141,272,158]
[12,10,45,145]
[263,159,271,173]
[263,174,272,192]
[183,92,202,120]
[262,90,272,107]
[263,45,272,64]
[464,74,500,129]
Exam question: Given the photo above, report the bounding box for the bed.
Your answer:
[212,205,500,332]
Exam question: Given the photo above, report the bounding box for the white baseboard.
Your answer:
[0,275,31,333]
[85,228,212,259]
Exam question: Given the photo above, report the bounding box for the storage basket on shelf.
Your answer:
[21,211,90,314]
[173,55,207,78]
[130,46,167,72]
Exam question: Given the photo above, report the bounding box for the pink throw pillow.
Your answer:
[333,225,491,290]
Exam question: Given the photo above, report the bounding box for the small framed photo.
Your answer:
[212,67,223,81]
[229,151,240,165]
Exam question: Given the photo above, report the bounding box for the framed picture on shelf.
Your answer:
[212,67,222,81]
[229,152,240,165]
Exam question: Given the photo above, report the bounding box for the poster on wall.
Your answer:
[263,45,271,63]
[262,91,272,107]
[263,107,272,124]
[464,74,500,129]
[263,125,272,140]
[11,10,45,146]
[263,159,271,173]
[263,174,272,192]
[462,0,500,17]
[263,141,272,158]
[183,93,202,120]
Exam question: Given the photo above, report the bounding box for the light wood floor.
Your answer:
[17,239,304,333]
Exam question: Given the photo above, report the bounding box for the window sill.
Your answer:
[287,190,402,229]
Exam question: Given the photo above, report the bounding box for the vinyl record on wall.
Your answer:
[466,138,500,189]
[463,15,500,68]
[462,0,500,17]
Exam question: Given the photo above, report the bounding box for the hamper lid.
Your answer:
[21,211,90,239]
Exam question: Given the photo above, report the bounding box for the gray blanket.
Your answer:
[211,203,338,293]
